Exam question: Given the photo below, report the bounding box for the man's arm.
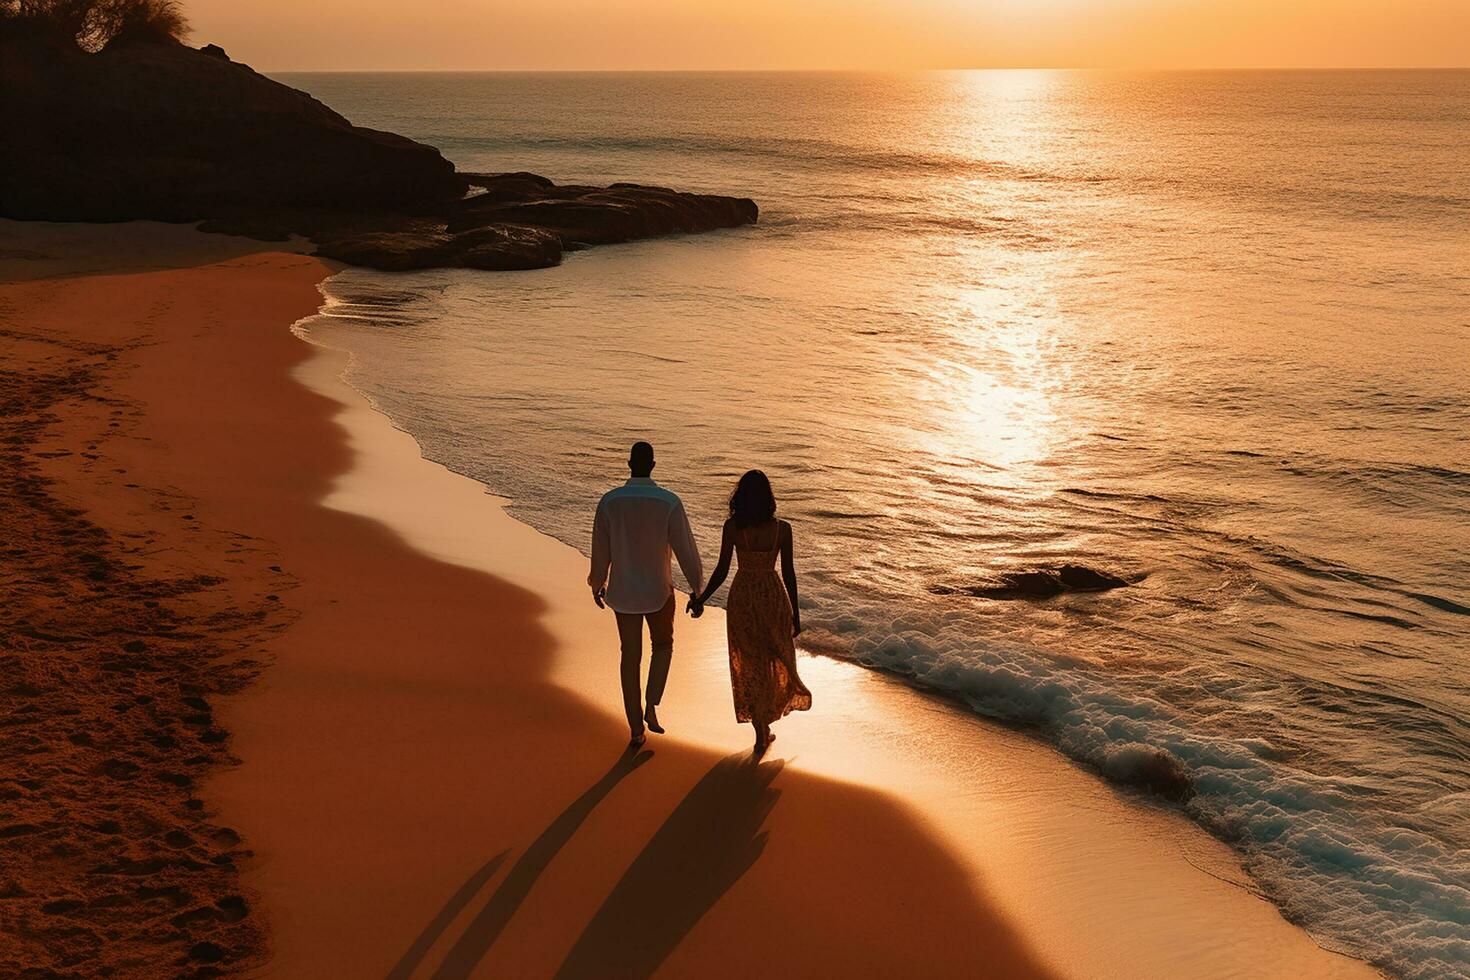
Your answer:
[588,500,611,606]
[668,501,704,598]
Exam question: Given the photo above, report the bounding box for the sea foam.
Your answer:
[843,617,1470,979]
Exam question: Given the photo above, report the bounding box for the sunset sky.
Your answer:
[190,0,1470,71]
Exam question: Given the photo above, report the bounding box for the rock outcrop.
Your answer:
[453,173,759,243]
[312,173,760,271]
[312,222,564,273]
[1105,744,1193,801]
[0,32,466,222]
[930,565,1133,600]
[0,33,760,270]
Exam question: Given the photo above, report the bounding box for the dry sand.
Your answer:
[0,220,1383,979]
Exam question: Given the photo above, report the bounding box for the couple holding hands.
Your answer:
[588,441,811,754]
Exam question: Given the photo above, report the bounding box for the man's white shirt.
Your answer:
[589,477,704,614]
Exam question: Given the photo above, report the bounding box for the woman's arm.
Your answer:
[779,520,801,636]
[693,520,736,609]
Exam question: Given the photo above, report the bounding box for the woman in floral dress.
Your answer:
[691,470,811,753]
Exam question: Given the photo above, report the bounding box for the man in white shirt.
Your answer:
[588,441,704,746]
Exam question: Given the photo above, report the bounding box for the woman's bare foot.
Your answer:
[644,704,665,735]
[754,722,771,754]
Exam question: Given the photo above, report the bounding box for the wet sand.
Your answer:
[0,220,1382,979]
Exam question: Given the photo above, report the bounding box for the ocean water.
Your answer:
[279,71,1470,977]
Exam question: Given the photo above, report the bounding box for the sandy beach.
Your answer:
[0,221,1385,978]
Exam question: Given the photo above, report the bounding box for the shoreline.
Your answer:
[0,220,1383,978]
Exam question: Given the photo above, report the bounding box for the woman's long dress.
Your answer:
[727,522,812,724]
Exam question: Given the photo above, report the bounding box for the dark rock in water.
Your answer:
[452,224,564,271]
[0,33,466,222]
[312,176,757,272]
[313,223,565,273]
[1133,752,1193,800]
[1057,565,1129,591]
[313,230,455,272]
[462,171,558,203]
[931,565,1133,600]
[448,173,759,245]
[992,571,1067,598]
[1106,744,1193,801]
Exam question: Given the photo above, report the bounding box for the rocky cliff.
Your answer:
[0,32,466,221]
[0,32,758,269]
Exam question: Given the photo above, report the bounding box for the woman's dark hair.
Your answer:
[728,470,777,528]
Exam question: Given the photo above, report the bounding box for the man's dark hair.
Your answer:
[629,441,654,477]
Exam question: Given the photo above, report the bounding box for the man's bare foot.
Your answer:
[629,732,646,748]
[644,705,665,735]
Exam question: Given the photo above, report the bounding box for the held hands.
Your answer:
[681,596,797,632]
[592,587,606,609]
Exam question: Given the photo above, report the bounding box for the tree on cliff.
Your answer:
[0,0,187,49]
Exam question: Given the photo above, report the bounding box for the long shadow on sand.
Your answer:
[553,750,784,980]
[424,746,654,980]
[386,851,511,980]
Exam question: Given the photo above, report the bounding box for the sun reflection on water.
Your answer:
[916,261,1068,495]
